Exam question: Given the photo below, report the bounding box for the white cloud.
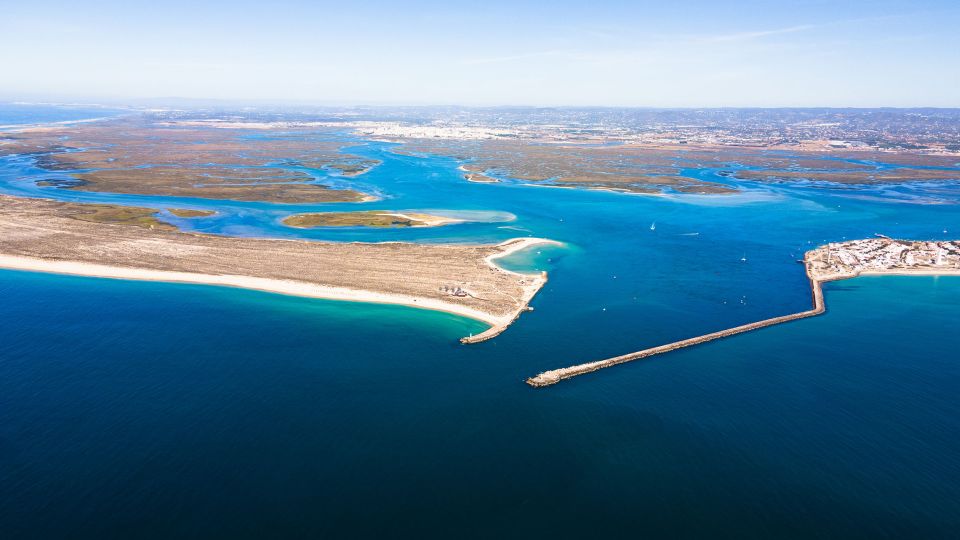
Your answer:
[706,24,817,43]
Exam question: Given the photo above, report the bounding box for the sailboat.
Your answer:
[650,222,656,231]
[740,253,747,262]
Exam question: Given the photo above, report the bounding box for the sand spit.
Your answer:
[0,195,557,341]
[462,237,562,343]
[528,237,960,387]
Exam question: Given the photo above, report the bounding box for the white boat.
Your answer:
[650,222,656,231]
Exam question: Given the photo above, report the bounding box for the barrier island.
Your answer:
[0,195,557,342]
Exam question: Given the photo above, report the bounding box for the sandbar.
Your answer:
[283,210,462,228]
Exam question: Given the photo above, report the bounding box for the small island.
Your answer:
[282,211,462,228]
[528,237,960,387]
[167,208,216,218]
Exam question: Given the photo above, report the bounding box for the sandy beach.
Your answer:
[382,212,462,227]
[860,269,960,277]
[283,211,463,228]
[0,195,559,341]
[463,237,562,342]
[0,254,513,327]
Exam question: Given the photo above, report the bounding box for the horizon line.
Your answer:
[4,98,960,112]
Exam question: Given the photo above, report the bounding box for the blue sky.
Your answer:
[2,0,958,107]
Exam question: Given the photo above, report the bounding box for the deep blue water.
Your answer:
[2,110,960,537]
[2,272,959,538]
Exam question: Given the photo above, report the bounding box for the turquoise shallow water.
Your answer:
[2,111,960,537]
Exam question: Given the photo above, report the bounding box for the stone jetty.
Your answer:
[528,237,960,387]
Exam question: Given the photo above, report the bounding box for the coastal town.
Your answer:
[149,107,960,154]
[806,237,960,281]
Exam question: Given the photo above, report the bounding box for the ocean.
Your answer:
[0,103,127,128]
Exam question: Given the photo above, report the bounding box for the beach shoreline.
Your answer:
[0,237,560,340]
[859,269,960,277]
[462,237,563,343]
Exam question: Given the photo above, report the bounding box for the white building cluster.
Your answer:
[806,237,960,281]
[351,122,520,140]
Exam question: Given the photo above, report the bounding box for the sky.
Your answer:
[1,0,958,107]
